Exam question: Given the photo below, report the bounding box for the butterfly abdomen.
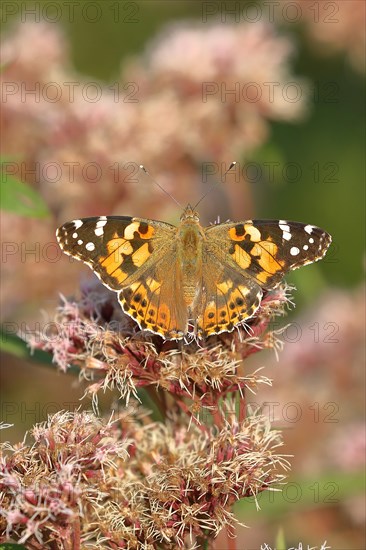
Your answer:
[177,220,204,306]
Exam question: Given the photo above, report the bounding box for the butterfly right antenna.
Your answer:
[193,161,237,210]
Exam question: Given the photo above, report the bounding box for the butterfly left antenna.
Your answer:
[139,165,182,207]
[193,161,237,210]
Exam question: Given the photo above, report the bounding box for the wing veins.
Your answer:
[215,284,230,325]
[256,240,284,274]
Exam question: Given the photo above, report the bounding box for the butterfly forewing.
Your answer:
[205,219,332,289]
[56,216,176,291]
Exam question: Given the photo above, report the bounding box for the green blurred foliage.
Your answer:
[1,158,50,218]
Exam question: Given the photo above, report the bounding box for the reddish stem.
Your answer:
[71,516,81,550]
[225,524,237,550]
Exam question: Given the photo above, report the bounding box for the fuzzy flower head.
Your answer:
[26,278,291,416]
[0,411,129,547]
[1,407,289,549]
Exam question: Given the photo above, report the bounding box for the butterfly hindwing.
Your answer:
[196,261,263,338]
[118,255,187,339]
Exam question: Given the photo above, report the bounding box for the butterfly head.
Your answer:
[181,204,200,222]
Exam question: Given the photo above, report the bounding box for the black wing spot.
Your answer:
[235,224,245,237]
[139,222,149,234]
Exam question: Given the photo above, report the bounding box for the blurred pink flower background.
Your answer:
[0,9,364,549]
[1,19,307,322]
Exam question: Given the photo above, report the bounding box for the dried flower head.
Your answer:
[8,276,295,548]
[1,407,289,548]
[0,411,128,548]
[25,279,291,416]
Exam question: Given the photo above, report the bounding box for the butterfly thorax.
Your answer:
[177,207,205,306]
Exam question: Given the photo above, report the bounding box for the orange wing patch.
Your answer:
[228,223,261,242]
[251,241,285,284]
[231,244,251,269]
[131,242,151,267]
[124,221,155,240]
[100,235,133,282]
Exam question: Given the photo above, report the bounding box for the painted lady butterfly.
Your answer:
[57,206,331,339]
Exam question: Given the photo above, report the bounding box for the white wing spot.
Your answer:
[305,224,313,234]
[77,239,83,245]
[303,244,309,251]
[73,220,83,230]
[279,222,290,232]
[72,232,78,239]
[290,246,300,256]
[86,242,95,252]
[94,217,107,237]
[309,237,314,244]
[279,222,292,241]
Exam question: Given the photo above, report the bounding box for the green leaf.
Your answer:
[1,158,50,218]
[0,327,83,375]
[0,327,52,365]
[275,527,286,550]
[0,544,28,549]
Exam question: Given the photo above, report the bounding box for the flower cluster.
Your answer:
[0,407,289,549]
[0,411,128,548]
[25,279,290,416]
[0,278,294,548]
